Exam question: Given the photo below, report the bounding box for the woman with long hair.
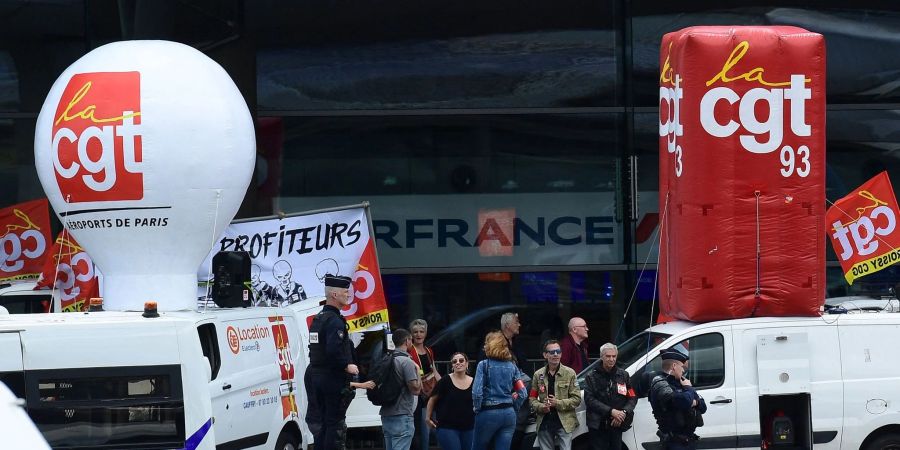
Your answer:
[425,352,475,450]
[472,331,528,450]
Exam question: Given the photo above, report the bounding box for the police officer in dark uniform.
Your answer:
[306,274,358,450]
[649,349,707,450]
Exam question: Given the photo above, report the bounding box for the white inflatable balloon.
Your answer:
[34,41,255,311]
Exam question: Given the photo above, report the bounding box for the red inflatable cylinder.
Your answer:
[658,26,826,322]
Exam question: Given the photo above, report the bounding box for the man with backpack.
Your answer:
[376,328,421,450]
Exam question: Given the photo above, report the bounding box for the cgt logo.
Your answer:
[659,46,684,177]
[699,41,812,178]
[1,212,46,274]
[51,72,144,202]
[226,326,240,354]
[832,194,896,262]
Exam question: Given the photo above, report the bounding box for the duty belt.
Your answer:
[657,431,698,444]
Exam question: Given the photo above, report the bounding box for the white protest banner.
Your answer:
[199,204,389,332]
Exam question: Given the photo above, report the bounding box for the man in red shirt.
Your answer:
[559,317,590,374]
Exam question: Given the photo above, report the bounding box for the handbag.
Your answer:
[412,345,438,397]
[421,372,437,397]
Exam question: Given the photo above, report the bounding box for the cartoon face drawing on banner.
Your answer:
[270,260,307,306]
[315,258,339,282]
[250,264,274,307]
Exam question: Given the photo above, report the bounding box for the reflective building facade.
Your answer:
[3,1,900,362]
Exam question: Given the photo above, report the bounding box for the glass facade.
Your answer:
[3,1,900,363]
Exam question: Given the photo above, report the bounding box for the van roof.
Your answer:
[0,306,295,330]
[651,313,900,334]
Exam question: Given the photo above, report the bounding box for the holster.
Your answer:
[339,383,356,411]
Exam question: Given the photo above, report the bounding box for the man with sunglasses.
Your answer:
[528,340,582,450]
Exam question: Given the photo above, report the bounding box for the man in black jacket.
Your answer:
[649,349,707,450]
[583,342,637,450]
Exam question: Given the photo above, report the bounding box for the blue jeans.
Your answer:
[419,403,434,448]
[472,407,516,450]
[435,427,473,450]
[383,414,416,450]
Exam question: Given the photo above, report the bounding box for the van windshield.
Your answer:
[615,331,671,368]
[577,330,670,380]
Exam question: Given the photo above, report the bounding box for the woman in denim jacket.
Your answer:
[472,331,528,450]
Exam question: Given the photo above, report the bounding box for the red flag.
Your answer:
[826,171,900,285]
[35,230,99,312]
[342,238,389,332]
[0,199,52,282]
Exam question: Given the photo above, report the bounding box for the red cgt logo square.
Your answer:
[51,72,144,203]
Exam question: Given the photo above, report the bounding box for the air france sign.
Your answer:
[282,193,621,268]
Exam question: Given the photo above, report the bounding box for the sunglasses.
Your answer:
[545,349,562,355]
[451,358,466,364]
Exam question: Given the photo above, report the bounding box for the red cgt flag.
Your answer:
[826,171,900,285]
[0,199,53,282]
[34,230,99,312]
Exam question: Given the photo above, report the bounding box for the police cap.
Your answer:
[659,347,689,363]
[324,274,352,289]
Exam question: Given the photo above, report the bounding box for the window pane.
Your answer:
[682,333,725,389]
[267,114,619,196]
[631,3,900,106]
[27,366,185,448]
[0,1,85,113]
[0,119,47,206]
[258,114,623,268]
[390,271,630,374]
[630,332,725,395]
[252,0,620,110]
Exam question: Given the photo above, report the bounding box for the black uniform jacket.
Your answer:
[308,304,353,372]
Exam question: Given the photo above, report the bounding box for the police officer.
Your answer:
[649,349,707,450]
[306,274,358,450]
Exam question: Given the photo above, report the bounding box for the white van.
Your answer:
[0,305,308,450]
[558,313,900,450]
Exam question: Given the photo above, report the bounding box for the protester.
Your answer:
[472,331,528,450]
[380,329,422,450]
[410,319,441,450]
[559,317,590,374]
[426,352,475,450]
[583,343,637,450]
[529,340,582,450]
[499,312,530,450]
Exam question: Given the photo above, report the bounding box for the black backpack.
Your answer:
[366,350,407,406]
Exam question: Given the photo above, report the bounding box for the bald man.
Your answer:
[559,317,590,374]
